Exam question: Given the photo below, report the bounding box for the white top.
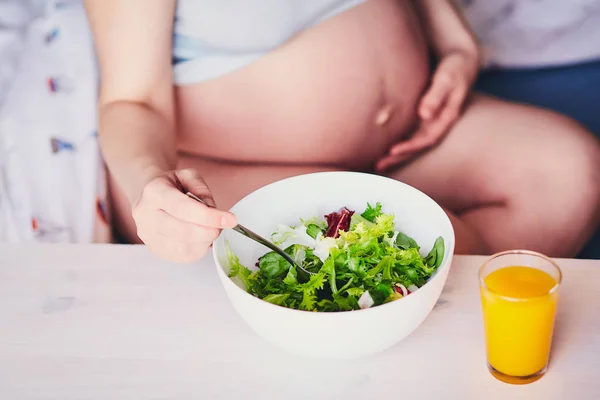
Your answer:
[457,0,600,68]
[1,244,599,399]
[172,0,365,84]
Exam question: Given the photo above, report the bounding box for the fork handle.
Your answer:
[187,193,282,256]
[185,192,213,207]
[185,192,313,277]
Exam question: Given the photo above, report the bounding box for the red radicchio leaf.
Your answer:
[324,207,355,238]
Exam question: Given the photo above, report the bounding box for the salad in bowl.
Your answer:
[212,171,454,359]
[227,202,445,312]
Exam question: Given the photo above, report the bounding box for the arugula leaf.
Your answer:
[360,202,383,222]
[395,231,420,250]
[263,293,290,305]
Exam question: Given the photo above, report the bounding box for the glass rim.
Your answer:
[478,249,562,302]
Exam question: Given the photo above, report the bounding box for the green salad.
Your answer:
[226,202,445,312]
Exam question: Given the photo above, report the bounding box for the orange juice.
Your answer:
[480,266,559,382]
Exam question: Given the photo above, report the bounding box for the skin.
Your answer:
[85,0,600,263]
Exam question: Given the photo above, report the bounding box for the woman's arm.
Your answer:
[84,0,177,203]
[84,0,237,262]
[412,0,482,120]
[415,0,481,64]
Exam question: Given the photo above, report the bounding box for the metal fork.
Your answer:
[185,192,314,276]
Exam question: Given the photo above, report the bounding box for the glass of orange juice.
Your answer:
[479,250,562,385]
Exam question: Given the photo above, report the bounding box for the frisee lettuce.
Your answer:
[360,202,383,222]
[226,202,445,312]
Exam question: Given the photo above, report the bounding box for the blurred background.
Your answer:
[0,0,599,258]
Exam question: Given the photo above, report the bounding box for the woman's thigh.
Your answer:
[387,94,600,257]
[109,158,339,244]
[475,62,600,259]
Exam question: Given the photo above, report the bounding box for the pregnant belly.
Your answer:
[175,0,430,170]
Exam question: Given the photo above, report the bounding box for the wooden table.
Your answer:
[0,244,598,399]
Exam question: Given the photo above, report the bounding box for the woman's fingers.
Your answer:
[154,210,221,243]
[132,168,237,264]
[140,175,237,229]
[375,151,416,172]
[419,68,454,120]
[175,168,218,207]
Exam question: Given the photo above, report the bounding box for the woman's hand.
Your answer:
[132,168,238,263]
[376,50,479,172]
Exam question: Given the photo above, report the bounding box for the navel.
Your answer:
[375,104,394,126]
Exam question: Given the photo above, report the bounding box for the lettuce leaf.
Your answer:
[360,202,383,222]
[263,293,290,305]
[226,241,256,291]
[300,292,317,311]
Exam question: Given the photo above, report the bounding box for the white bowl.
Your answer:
[212,171,455,359]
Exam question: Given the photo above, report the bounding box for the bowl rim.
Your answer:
[212,171,456,318]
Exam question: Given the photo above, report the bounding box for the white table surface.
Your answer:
[0,244,598,400]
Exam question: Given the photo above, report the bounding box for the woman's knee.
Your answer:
[530,113,600,246]
[544,115,599,203]
[470,105,600,256]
